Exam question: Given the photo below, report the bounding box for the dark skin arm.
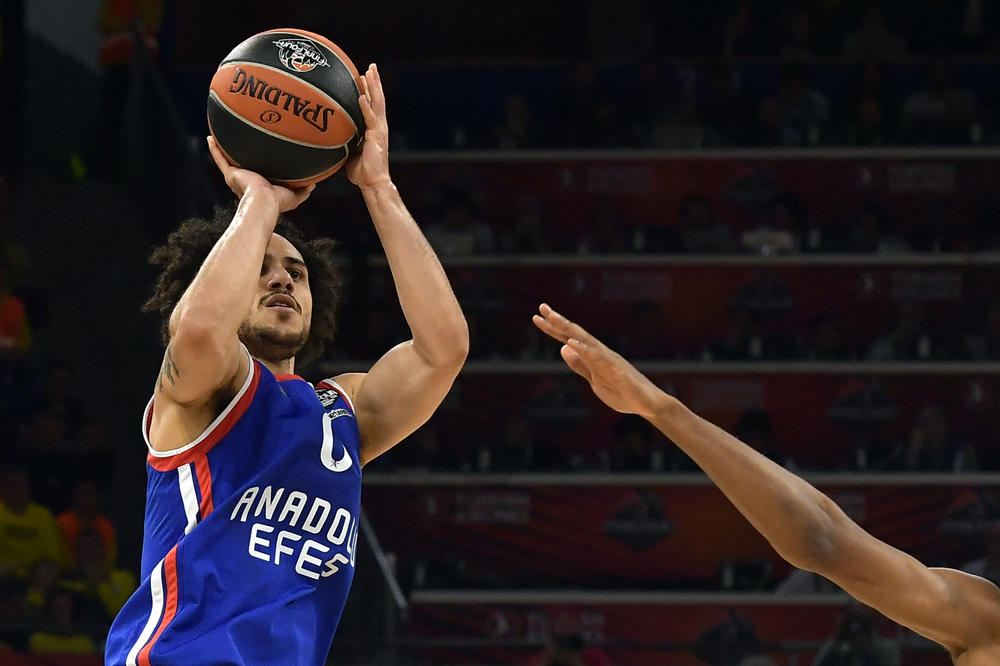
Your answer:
[533,303,1000,660]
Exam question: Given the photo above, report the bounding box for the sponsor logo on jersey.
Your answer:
[273,37,330,73]
[315,387,340,409]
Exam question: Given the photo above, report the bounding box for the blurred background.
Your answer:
[1,0,1000,664]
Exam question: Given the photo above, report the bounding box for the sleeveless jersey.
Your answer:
[106,348,362,666]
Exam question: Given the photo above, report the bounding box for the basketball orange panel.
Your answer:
[210,63,357,147]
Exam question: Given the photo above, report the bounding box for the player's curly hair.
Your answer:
[142,207,342,366]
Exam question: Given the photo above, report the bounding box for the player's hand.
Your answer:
[347,63,392,190]
[532,303,667,419]
[206,135,314,213]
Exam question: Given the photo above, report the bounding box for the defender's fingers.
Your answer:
[538,304,600,347]
[369,63,386,115]
[358,94,377,126]
[532,313,569,343]
[560,345,593,383]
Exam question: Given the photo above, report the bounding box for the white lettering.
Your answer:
[323,553,350,577]
[278,491,308,527]
[231,486,259,522]
[326,508,351,545]
[296,540,330,580]
[254,486,285,520]
[275,530,302,565]
[248,523,274,561]
[302,498,331,534]
[347,517,358,566]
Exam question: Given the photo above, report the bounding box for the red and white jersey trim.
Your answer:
[144,345,259,471]
[316,377,356,414]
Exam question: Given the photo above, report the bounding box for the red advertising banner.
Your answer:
[363,481,998,588]
[407,598,952,666]
[384,155,1000,246]
[406,371,1000,470]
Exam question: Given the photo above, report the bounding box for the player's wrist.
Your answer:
[358,177,396,196]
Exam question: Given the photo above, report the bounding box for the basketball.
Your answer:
[207,28,365,186]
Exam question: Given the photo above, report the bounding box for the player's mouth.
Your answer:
[263,293,300,313]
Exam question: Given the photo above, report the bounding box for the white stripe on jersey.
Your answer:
[177,463,200,535]
[126,559,165,666]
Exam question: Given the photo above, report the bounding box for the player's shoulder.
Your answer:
[316,372,364,410]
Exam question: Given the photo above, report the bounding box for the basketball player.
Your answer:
[533,303,1000,665]
[105,64,468,665]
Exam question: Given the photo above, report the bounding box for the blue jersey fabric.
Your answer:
[106,352,362,666]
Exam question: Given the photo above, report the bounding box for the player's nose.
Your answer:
[266,267,294,291]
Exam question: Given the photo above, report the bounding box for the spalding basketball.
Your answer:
[207,29,365,186]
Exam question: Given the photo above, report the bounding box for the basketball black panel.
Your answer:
[220,32,365,142]
[208,96,347,182]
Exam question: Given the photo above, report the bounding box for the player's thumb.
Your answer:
[560,345,592,382]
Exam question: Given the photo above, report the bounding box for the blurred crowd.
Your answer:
[0,193,126,656]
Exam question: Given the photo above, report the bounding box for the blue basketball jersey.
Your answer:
[106,348,363,666]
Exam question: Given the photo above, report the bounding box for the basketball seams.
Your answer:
[217,61,359,135]
[209,90,348,150]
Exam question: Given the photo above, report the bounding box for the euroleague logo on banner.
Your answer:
[273,37,330,73]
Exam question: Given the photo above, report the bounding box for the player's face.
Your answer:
[238,234,313,363]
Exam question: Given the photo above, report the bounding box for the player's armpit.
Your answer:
[336,339,464,466]
[809,518,1000,656]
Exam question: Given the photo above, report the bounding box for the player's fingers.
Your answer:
[567,336,616,371]
[560,345,593,383]
[206,136,231,173]
[532,313,569,344]
[369,63,387,115]
[358,94,377,127]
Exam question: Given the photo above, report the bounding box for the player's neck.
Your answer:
[259,357,295,377]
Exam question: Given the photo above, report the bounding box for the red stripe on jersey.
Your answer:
[194,454,214,518]
[138,546,179,666]
[274,373,306,382]
[317,378,356,414]
[146,362,262,471]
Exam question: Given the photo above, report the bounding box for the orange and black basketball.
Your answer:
[207,29,365,186]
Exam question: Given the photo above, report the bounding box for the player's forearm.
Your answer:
[170,188,280,340]
[361,181,469,366]
[648,395,847,570]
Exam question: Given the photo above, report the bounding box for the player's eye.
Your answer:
[290,270,302,280]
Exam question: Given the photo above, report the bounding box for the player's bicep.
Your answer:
[340,340,461,466]
[818,521,1000,653]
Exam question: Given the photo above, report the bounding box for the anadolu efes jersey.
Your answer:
[106,347,362,666]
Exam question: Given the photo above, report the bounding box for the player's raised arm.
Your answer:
[147,139,314,448]
[334,64,469,465]
[533,303,1000,661]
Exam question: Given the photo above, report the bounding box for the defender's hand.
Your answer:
[347,64,392,190]
[206,136,314,213]
[532,303,668,419]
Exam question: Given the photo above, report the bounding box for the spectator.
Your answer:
[742,193,808,255]
[651,94,707,149]
[607,414,661,471]
[963,299,1000,361]
[500,194,549,253]
[722,0,769,57]
[524,613,612,666]
[0,259,31,361]
[17,410,77,511]
[703,305,766,361]
[56,480,117,572]
[812,606,900,666]
[899,61,977,145]
[577,197,633,254]
[842,6,907,61]
[26,588,97,655]
[551,61,603,147]
[0,466,61,580]
[701,61,752,146]
[493,94,539,150]
[62,530,135,621]
[675,194,737,254]
[774,61,830,146]
[896,404,978,472]
[776,7,816,59]
[424,193,494,255]
[22,559,61,623]
[866,301,942,361]
[696,612,777,666]
[478,413,562,473]
[631,60,672,146]
[845,205,912,254]
[804,313,855,361]
[38,360,88,439]
[843,63,898,146]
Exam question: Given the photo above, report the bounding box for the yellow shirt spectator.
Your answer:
[0,468,61,578]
